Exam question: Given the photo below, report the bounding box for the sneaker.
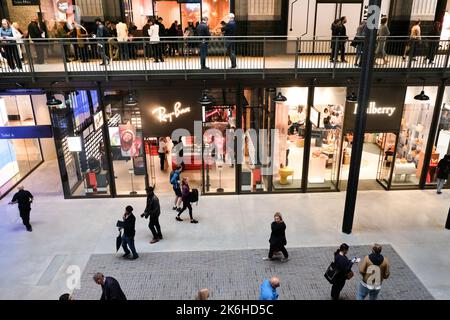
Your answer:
[130,255,139,260]
[158,236,163,240]
[27,227,32,232]
[281,257,290,263]
[122,253,130,258]
[191,219,199,224]
[176,216,183,221]
[150,239,159,244]
[176,208,182,212]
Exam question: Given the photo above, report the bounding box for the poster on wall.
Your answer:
[344,86,407,133]
[119,124,141,157]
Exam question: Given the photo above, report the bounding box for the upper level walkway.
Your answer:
[0,36,449,82]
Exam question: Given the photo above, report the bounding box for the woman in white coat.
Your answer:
[148,18,164,62]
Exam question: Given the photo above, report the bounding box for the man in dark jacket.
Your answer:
[95,18,110,65]
[437,154,450,194]
[120,206,138,259]
[142,18,152,57]
[197,17,211,69]
[9,185,33,232]
[336,16,348,62]
[93,273,127,300]
[223,13,237,68]
[27,16,45,64]
[141,187,163,243]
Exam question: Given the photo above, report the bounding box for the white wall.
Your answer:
[314,87,346,106]
[31,95,57,161]
[288,0,391,39]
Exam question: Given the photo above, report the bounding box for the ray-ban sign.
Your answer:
[152,102,191,123]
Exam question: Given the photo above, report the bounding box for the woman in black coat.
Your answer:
[331,243,357,300]
[264,212,289,262]
[437,154,450,194]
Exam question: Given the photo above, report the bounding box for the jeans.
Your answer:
[97,43,109,64]
[225,42,236,67]
[119,42,129,61]
[121,235,138,258]
[178,200,193,220]
[149,216,162,239]
[356,282,381,300]
[19,208,31,230]
[437,178,447,193]
[199,42,208,68]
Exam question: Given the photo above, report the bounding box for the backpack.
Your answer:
[189,188,199,203]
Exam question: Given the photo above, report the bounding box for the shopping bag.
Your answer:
[5,205,20,224]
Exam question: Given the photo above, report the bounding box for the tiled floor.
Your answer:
[0,160,449,300]
[73,245,433,300]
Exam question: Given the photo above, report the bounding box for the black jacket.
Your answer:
[196,22,210,39]
[437,158,450,179]
[100,277,127,300]
[28,21,42,39]
[122,213,136,238]
[12,190,33,210]
[223,20,237,37]
[144,194,161,219]
[142,23,150,38]
[269,221,287,248]
[334,253,353,280]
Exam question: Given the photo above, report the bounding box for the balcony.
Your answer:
[0,36,448,82]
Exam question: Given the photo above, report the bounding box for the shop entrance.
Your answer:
[338,132,397,190]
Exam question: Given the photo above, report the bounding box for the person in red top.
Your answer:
[176,177,198,223]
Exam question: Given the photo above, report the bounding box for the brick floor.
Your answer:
[73,245,433,300]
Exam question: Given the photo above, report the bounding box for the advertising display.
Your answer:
[0,125,53,139]
[109,127,121,147]
[72,91,91,128]
[344,86,407,133]
[140,90,202,138]
[119,124,141,157]
[93,111,104,131]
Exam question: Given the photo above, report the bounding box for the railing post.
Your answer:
[262,37,266,80]
[61,40,69,82]
[294,37,300,79]
[443,39,450,73]
[184,38,188,80]
[332,37,338,79]
[223,37,227,80]
[143,40,149,81]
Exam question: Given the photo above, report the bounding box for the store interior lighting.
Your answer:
[273,92,287,102]
[198,90,214,105]
[346,91,358,102]
[414,79,430,101]
[125,90,138,106]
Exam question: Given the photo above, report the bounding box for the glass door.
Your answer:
[376,133,398,189]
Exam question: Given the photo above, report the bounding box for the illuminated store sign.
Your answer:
[353,102,396,117]
[152,102,191,123]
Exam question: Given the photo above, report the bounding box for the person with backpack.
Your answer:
[176,177,198,223]
[141,186,163,244]
[357,244,390,300]
[170,165,183,211]
[330,243,359,300]
[437,154,450,194]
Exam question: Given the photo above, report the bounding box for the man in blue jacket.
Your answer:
[259,277,280,300]
[196,17,211,69]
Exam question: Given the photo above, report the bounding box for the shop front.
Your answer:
[48,82,449,199]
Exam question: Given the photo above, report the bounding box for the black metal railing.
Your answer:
[0,36,448,80]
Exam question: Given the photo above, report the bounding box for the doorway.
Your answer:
[339,132,397,190]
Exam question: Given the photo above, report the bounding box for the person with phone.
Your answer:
[330,243,358,300]
[119,206,138,260]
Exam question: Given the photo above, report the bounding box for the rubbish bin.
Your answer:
[446,208,450,230]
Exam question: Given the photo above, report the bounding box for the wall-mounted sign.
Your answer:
[140,90,202,137]
[93,111,104,131]
[152,102,191,123]
[344,86,406,133]
[0,125,53,139]
[67,136,82,152]
[12,0,40,5]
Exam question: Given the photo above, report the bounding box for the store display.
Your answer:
[278,166,294,185]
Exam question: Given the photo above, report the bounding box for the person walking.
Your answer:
[437,154,450,194]
[116,21,129,61]
[93,272,127,300]
[353,20,367,67]
[142,187,163,244]
[356,244,390,300]
[263,212,289,262]
[330,243,358,300]
[95,18,110,66]
[197,17,211,69]
[259,277,280,300]
[336,16,348,63]
[158,137,167,171]
[119,205,139,260]
[403,20,421,62]
[223,13,237,68]
[176,177,198,223]
[27,16,45,64]
[170,165,183,211]
[375,17,390,65]
[8,185,33,232]
[1,19,22,70]
[425,21,442,65]
[148,18,164,63]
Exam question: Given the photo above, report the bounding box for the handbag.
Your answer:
[346,270,354,280]
[324,262,339,284]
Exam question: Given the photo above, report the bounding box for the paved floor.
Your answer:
[0,160,449,300]
[73,245,433,300]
